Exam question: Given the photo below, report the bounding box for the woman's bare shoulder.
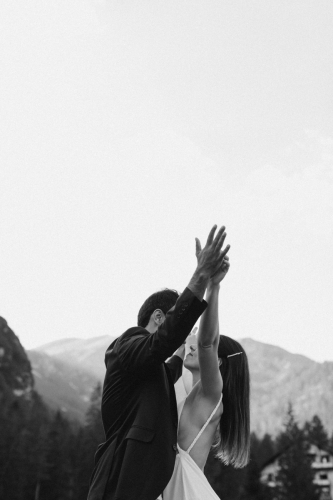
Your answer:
[184,382,223,427]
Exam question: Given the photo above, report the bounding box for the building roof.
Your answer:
[261,442,333,471]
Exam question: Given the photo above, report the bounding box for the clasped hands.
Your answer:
[195,225,230,287]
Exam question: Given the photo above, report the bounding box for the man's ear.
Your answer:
[152,309,164,325]
[218,358,222,367]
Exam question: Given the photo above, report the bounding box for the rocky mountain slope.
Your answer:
[0,316,34,404]
[27,335,115,422]
[28,350,100,422]
[240,338,333,436]
[27,334,333,436]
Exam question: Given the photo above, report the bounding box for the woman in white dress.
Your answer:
[163,255,250,500]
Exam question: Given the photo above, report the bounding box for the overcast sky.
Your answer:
[0,0,332,362]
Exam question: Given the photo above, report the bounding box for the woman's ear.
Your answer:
[218,358,222,367]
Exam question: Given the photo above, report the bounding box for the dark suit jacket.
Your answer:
[87,287,207,500]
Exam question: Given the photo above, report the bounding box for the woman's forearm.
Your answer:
[197,284,220,347]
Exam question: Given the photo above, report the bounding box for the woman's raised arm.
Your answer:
[197,257,230,400]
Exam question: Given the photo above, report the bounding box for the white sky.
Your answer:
[0,0,332,362]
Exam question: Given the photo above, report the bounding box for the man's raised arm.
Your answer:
[115,225,230,371]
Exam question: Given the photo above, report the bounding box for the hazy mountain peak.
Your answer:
[34,335,115,379]
[36,335,113,353]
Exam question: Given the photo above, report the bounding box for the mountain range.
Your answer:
[26,335,333,437]
[27,336,114,423]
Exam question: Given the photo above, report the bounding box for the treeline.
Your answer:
[0,384,104,500]
[1,384,333,500]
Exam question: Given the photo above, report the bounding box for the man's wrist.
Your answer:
[174,344,186,360]
[187,269,209,301]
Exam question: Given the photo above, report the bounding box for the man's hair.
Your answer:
[137,289,180,328]
[213,335,250,468]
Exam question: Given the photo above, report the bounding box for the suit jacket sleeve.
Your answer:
[115,287,207,373]
[165,355,183,384]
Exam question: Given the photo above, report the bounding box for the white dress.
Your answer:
[162,395,222,500]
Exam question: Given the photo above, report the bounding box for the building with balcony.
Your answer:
[261,444,333,500]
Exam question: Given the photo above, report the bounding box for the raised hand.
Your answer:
[195,225,230,280]
[209,255,230,286]
[187,225,230,301]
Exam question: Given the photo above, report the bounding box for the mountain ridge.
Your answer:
[24,334,333,436]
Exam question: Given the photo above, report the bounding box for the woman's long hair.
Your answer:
[214,335,250,468]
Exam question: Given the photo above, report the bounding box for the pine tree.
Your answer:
[304,415,329,450]
[72,382,105,500]
[85,382,104,443]
[241,455,266,500]
[39,411,74,500]
[329,433,333,455]
[240,433,275,500]
[275,405,320,500]
[0,389,51,500]
[258,433,276,468]
[205,450,246,500]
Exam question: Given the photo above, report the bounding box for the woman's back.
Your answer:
[163,388,223,500]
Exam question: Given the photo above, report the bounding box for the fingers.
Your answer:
[206,225,217,245]
[215,254,230,267]
[212,226,226,249]
[215,231,227,252]
[220,244,231,259]
[210,225,230,264]
[195,238,202,256]
[198,225,230,276]
[215,254,227,270]
[214,245,230,269]
[211,254,230,278]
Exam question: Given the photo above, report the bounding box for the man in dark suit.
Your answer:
[87,225,229,500]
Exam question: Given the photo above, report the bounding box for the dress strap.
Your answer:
[186,394,222,454]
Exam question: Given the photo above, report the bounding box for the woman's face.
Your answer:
[183,340,223,372]
[184,344,199,371]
